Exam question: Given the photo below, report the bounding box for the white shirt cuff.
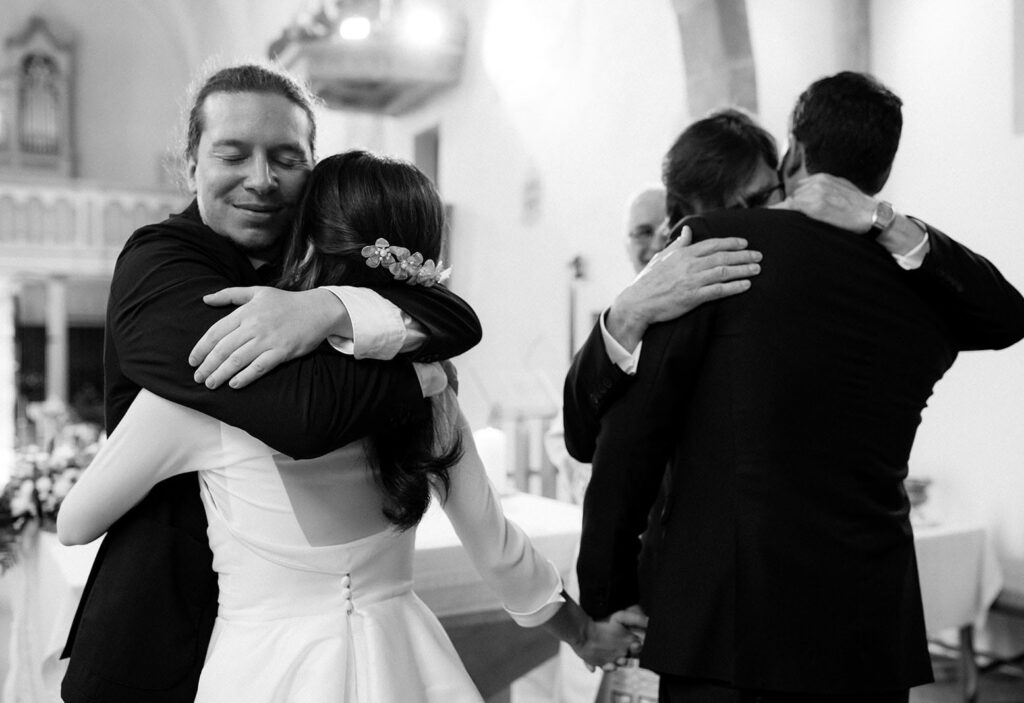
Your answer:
[505,572,567,627]
[893,231,929,271]
[599,310,642,376]
[400,311,429,353]
[322,286,407,359]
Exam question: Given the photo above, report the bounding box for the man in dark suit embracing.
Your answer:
[570,72,1024,702]
[61,63,482,703]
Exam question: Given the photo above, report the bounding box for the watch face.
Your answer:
[873,201,895,231]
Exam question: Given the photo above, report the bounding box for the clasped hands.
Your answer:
[573,604,648,673]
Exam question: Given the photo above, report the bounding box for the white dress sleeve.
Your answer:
[437,389,566,627]
[56,389,240,545]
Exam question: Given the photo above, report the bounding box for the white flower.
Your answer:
[35,475,53,496]
[10,480,37,517]
[49,445,75,468]
[52,470,79,499]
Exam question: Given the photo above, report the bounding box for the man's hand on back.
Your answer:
[606,233,762,352]
[189,287,348,389]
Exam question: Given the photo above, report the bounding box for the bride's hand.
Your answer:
[573,605,648,672]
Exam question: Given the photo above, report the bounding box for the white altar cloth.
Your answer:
[914,521,1003,634]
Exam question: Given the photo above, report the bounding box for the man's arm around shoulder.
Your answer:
[563,225,761,461]
[373,283,482,362]
[907,221,1024,351]
[109,227,422,458]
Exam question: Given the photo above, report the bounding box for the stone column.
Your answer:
[835,0,871,73]
[0,276,16,477]
[44,276,68,404]
[671,0,758,120]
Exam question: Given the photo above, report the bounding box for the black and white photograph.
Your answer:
[0,1,1023,701]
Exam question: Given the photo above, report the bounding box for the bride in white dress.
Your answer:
[58,151,645,702]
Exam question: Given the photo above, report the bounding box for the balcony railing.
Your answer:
[0,177,187,277]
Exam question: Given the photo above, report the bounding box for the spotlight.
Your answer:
[399,7,446,47]
[338,15,372,40]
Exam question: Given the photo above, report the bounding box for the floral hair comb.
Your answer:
[361,238,451,287]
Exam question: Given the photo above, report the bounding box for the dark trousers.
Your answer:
[658,675,909,703]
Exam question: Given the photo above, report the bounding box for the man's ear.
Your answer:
[783,139,805,179]
[185,157,198,194]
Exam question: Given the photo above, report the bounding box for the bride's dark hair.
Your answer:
[278,150,461,529]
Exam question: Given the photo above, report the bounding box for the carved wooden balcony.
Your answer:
[0,176,187,277]
[270,3,468,116]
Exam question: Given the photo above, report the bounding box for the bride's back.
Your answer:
[200,431,393,549]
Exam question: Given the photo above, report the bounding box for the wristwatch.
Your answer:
[869,200,896,238]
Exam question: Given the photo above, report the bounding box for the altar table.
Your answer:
[2,527,100,703]
[913,522,1004,702]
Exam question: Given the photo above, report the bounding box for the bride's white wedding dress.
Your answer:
[69,389,563,702]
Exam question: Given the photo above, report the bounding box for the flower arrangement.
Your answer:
[0,423,100,572]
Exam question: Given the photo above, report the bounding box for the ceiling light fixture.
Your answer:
[399,7,446,48]
[338,15,372,40]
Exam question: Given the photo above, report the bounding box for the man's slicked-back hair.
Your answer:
[184,62,321,163]
[790,71,902,195]
[662,108,778,227]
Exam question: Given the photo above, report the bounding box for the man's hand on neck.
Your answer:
[782,173,929,258]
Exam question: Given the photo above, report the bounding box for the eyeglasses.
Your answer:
[627,224,658,240]
[734,181,784,209]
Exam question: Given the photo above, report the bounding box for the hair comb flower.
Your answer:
[361,238,451,287]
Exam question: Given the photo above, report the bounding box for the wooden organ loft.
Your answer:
[0,17,185,457]
[0,17,74,177]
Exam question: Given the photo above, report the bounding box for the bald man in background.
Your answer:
[623,185,669,274]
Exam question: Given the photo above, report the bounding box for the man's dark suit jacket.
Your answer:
[567,209,1024,695]
[61,202,481,703]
